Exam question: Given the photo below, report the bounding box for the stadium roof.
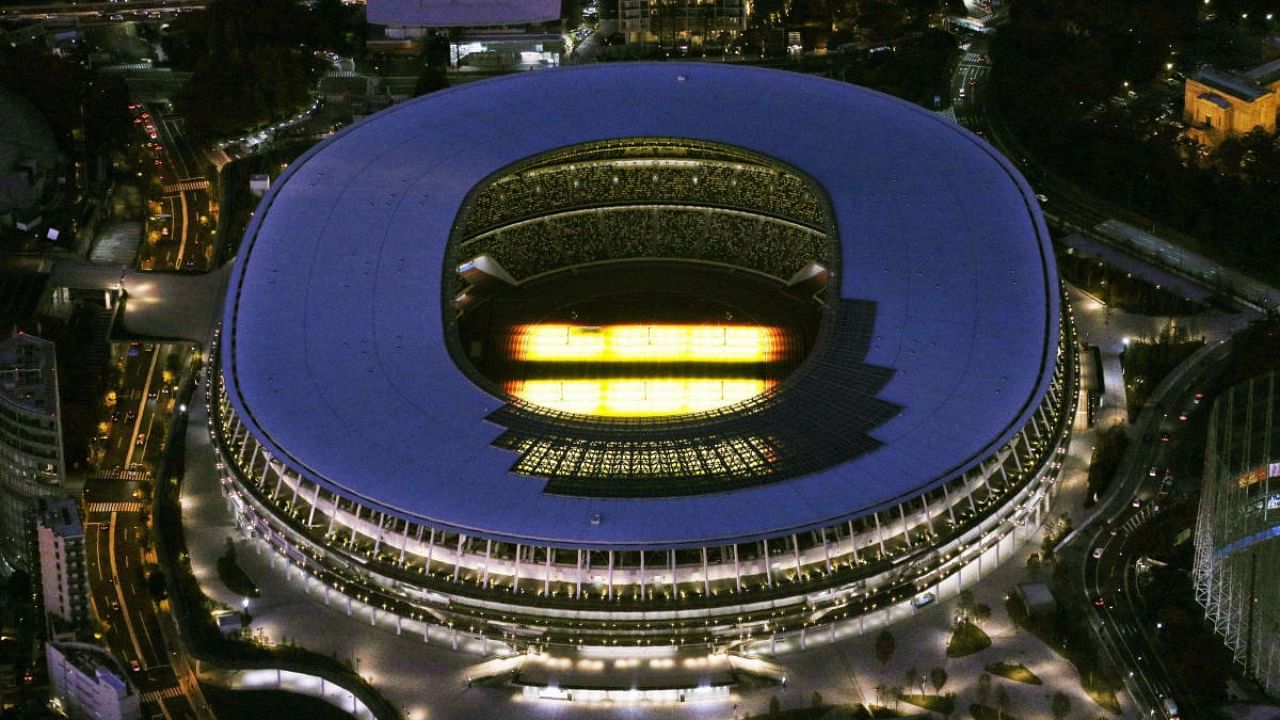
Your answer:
[367,0,559,27]
[223,63,1058,549]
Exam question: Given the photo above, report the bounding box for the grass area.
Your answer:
[899,693,954,714]
[215,141,313,264]
[742,704,906,719]
[946,621,991,657]
[1057,249,1203,316]
[216,544,260,598]
[201,683,357,720]
[984,662,1042,685]
[1085,426,1130,507]
[1004,585,1124,715]
[1086,687,1123,714]
[969,704,1021,720]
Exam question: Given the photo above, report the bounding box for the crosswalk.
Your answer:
[91,469,150,482]
[140,686,184,702]
[163,178,209,193]
[86,502,145,514]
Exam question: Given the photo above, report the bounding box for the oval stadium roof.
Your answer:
[222,63,1059,549]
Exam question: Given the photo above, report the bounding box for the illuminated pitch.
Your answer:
[508,378,773,417]
[511,324,784,363]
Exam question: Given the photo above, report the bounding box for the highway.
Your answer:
[85,493,198,720]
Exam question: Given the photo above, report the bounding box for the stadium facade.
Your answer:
[209,63,1076,653]
[1195,371,1280,696]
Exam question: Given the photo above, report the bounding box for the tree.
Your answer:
[976,672,992,705]
[904,665,919,693]
[974,603,992,626]
[413,65,449,97]
[768,695,781,717]
[146,570,168,601]
[811,691,824,708]
[995,686,1011,719]
[1051,691,1071,720]
[955,589,976,624]
[875,629,896,665]
[930,666,948,695]
[888,685,902,710]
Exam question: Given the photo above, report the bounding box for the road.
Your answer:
[948,43,1272,716]
[84,490,198,720]
[1067,338,1235,718]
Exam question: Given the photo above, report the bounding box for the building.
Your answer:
[619,0,746,48]
[1195,371,1280,697]
[210,63,1074,661]
[367,0,563,70]
[34,498,88,638]
[0,333,65,575]
[46,642,140,720]
[1183,60,1280,146]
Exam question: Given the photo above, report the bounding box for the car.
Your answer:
[130,659,141,673]
[1092,547,1104,559]
[126,410,137,421]
[135,433,146,447]
[1131,498,1142,508]
[967,78,977,86]
[1035,193,1048,203]
[957,88,966,98]
[913,592,936,608]
[1093,596,1105,607]
[148,389,158,400]
[1160,432,1171,443]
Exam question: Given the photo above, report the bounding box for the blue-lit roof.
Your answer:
[222,63,1058,549]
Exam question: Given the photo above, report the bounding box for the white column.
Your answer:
[763,541,774,588]
[668,549,677,597]
[544,548,552,596]
[700,547,710,596]
[453,534,465,583]
[575,550,583,598]
[607,551,614,600]
[481,539,492,588]
[398,522,411,563]
[639,551,647,600]
[848,521,860,565]
[307,484,321,527]
[821,530,831,574]
[732,544,741,592]
[513,544,522,592]
[874,513,887,556]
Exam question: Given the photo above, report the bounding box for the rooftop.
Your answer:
[1195,68,1271,102]
[1243,57,1280,87]
[367,0,559,27]
[35,497,82,540]
[223,63,1058,549]
[0,332,58,416]
[47,641,135,696]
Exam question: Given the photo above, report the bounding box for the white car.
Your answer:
[1092,547,1105,559]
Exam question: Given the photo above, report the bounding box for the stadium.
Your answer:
[208,63,1076,655]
